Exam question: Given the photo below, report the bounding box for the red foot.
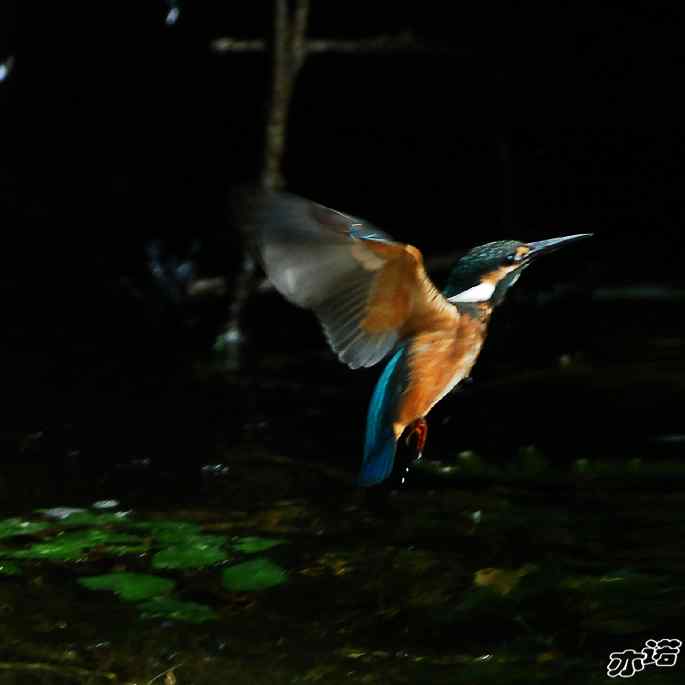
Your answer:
[405,417,428,458]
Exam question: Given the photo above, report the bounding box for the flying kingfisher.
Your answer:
[239,190,591,486]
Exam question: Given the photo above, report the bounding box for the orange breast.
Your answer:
[393,313,487,438]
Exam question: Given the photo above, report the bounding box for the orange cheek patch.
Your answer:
[482,265,514,285]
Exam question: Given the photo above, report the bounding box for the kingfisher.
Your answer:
[239,190,591,486]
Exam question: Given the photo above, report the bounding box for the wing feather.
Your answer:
[236,189,457,369]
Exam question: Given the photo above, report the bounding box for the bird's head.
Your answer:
[444,234,592,306]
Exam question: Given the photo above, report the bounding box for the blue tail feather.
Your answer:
[359,347,407,486]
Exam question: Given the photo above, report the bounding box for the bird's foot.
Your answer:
[404,417,428,458]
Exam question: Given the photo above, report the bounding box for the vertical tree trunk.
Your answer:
[261,0,290,191]
[261,0,310,191]
[219,0,311,367]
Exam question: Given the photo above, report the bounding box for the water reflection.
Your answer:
[0,56,15,83]
[164,0,180,26]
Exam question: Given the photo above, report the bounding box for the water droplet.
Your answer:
[92,499,119,509]
[201,463,230,478]
[0,56,15,83]
[41,507,87,520]
[165,6,180,25]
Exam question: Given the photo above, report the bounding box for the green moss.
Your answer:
[8,529,147,561]
[130,521,203,542]
[37,510,129,527]
[78,572,175,601]
[0,561,21,575]
[0,517,50,539]
[230,536,285,554]
[11,538,92,561]
[222,558,287,591]
[152,539,228,570]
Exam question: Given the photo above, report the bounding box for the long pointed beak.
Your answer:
[526,233,593,259]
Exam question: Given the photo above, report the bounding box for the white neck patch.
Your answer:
[447,281,496,303]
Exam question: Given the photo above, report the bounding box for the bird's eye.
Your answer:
[505,253,522,264]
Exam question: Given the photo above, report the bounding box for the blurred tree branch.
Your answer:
[215,1,452,366]
[210,31,450,57]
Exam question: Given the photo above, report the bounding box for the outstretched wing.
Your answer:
[236,190,457,369]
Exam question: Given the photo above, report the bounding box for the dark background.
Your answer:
[1,2,684,501]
